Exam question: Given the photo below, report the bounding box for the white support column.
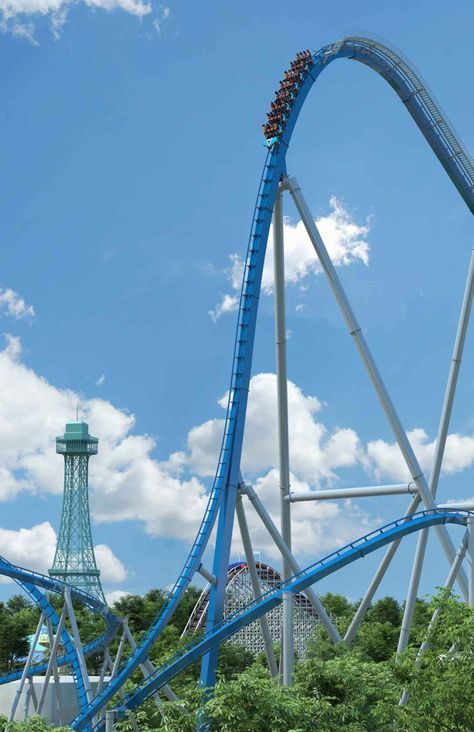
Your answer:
[9,613,45,722]
[399,247,474,651]
[344,493,421,643]
[288,483,417,501]
[46,617,65,725]
[236,493,278,677]
[64,587,93,704]
[37,605,67,715]
[123,620,174,705]
[242,482,341,643]
[273,182,293,685]
[286,174,468,600]
[105,709,118,732]
[468,517,474,605]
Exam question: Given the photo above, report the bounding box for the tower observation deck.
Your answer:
[49,421,105,603]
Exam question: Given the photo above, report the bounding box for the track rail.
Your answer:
[0,557,119,714]
[109,510,470,724]
[71,35,474,730]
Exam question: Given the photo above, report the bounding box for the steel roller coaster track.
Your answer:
[0,556,119,714]
[6,34,473,730]
[69,34,474,730]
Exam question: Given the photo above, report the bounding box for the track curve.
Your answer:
[110,510,471,724]
[71,36,474,730]
[0,557,120,715]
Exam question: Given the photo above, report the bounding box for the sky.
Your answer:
[0,0,473,609]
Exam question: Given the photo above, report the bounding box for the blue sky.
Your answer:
[0,0,473,606]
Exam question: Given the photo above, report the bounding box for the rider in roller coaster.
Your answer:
[263,50,313,148]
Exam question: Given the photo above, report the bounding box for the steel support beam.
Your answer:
[286,174,468,601]
[9,613,45,722]
[288,483,416,502]
[37,605,67,715]
[398,246,474,651]
[64,587,93,705]
[241,481,341,642]
[198,565,217,586]
[468,517,474,605]
[273,183,293,685]
[236,493,278,677]
[46,617,65,725]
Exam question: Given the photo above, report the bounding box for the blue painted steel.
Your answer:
[103,510,471,723]
[71,36,474,730]
[0,556,119,716]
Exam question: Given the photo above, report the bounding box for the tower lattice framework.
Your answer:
[49,421,105,603]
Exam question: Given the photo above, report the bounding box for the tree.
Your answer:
[393,589,474,732]
[0,605,31,671]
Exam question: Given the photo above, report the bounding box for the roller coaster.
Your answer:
[3,34,474,730]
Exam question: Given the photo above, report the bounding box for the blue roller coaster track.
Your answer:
[115,509,472,715]
[65,35,474,730]
[4,34,472,730]
[0,555,119,714]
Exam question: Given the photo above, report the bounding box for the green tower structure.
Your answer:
[49,421,105,603]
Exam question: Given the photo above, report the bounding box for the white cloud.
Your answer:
[181,372,361,484]
[2,331,474,576]
[106,589,131,605]
[210,197,370,321]
[208,294,239,323]
[94,544,127,582]
[0,289,34,319]
[96,373,106,387]
[173,372,371,557]
[366,428,474,483]
[0,0,171,41]
[0,334,208,541]
[0,521,126,584]
[231,470,377,560]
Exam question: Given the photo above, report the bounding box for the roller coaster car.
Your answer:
[263,136,279,148]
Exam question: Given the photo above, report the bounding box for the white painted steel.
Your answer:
[286,175,468,601]
[399,246,474,650]
[288,484,416,502]
[236,494,279,677]
[273,184,294,685]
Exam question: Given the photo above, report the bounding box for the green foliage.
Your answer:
[0,596,37,671]
[2,586,473,732]
[112,587,201,637]
[204,665,315,732]
[0,715,69,732]
[295,654,398,730]
[392,589,474,731]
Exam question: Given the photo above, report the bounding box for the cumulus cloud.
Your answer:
[106,589,131,605]
[172,372,372,557]
[3,331,474,573]
[210,197,370,321]
[366,428,474,483]
[0,289,34,319]
[0,0,170,41]
[0,521,126,584]
[180,372,361,484]
[232,470,377,560]
[0,334,208,540]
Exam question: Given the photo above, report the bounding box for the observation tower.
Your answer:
[49,421,105,603]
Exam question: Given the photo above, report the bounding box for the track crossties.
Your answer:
[263,50,314,146]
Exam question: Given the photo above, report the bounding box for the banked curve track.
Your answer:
[0,556,120,715]
[71,36,474,730]
[114,510,472,719]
